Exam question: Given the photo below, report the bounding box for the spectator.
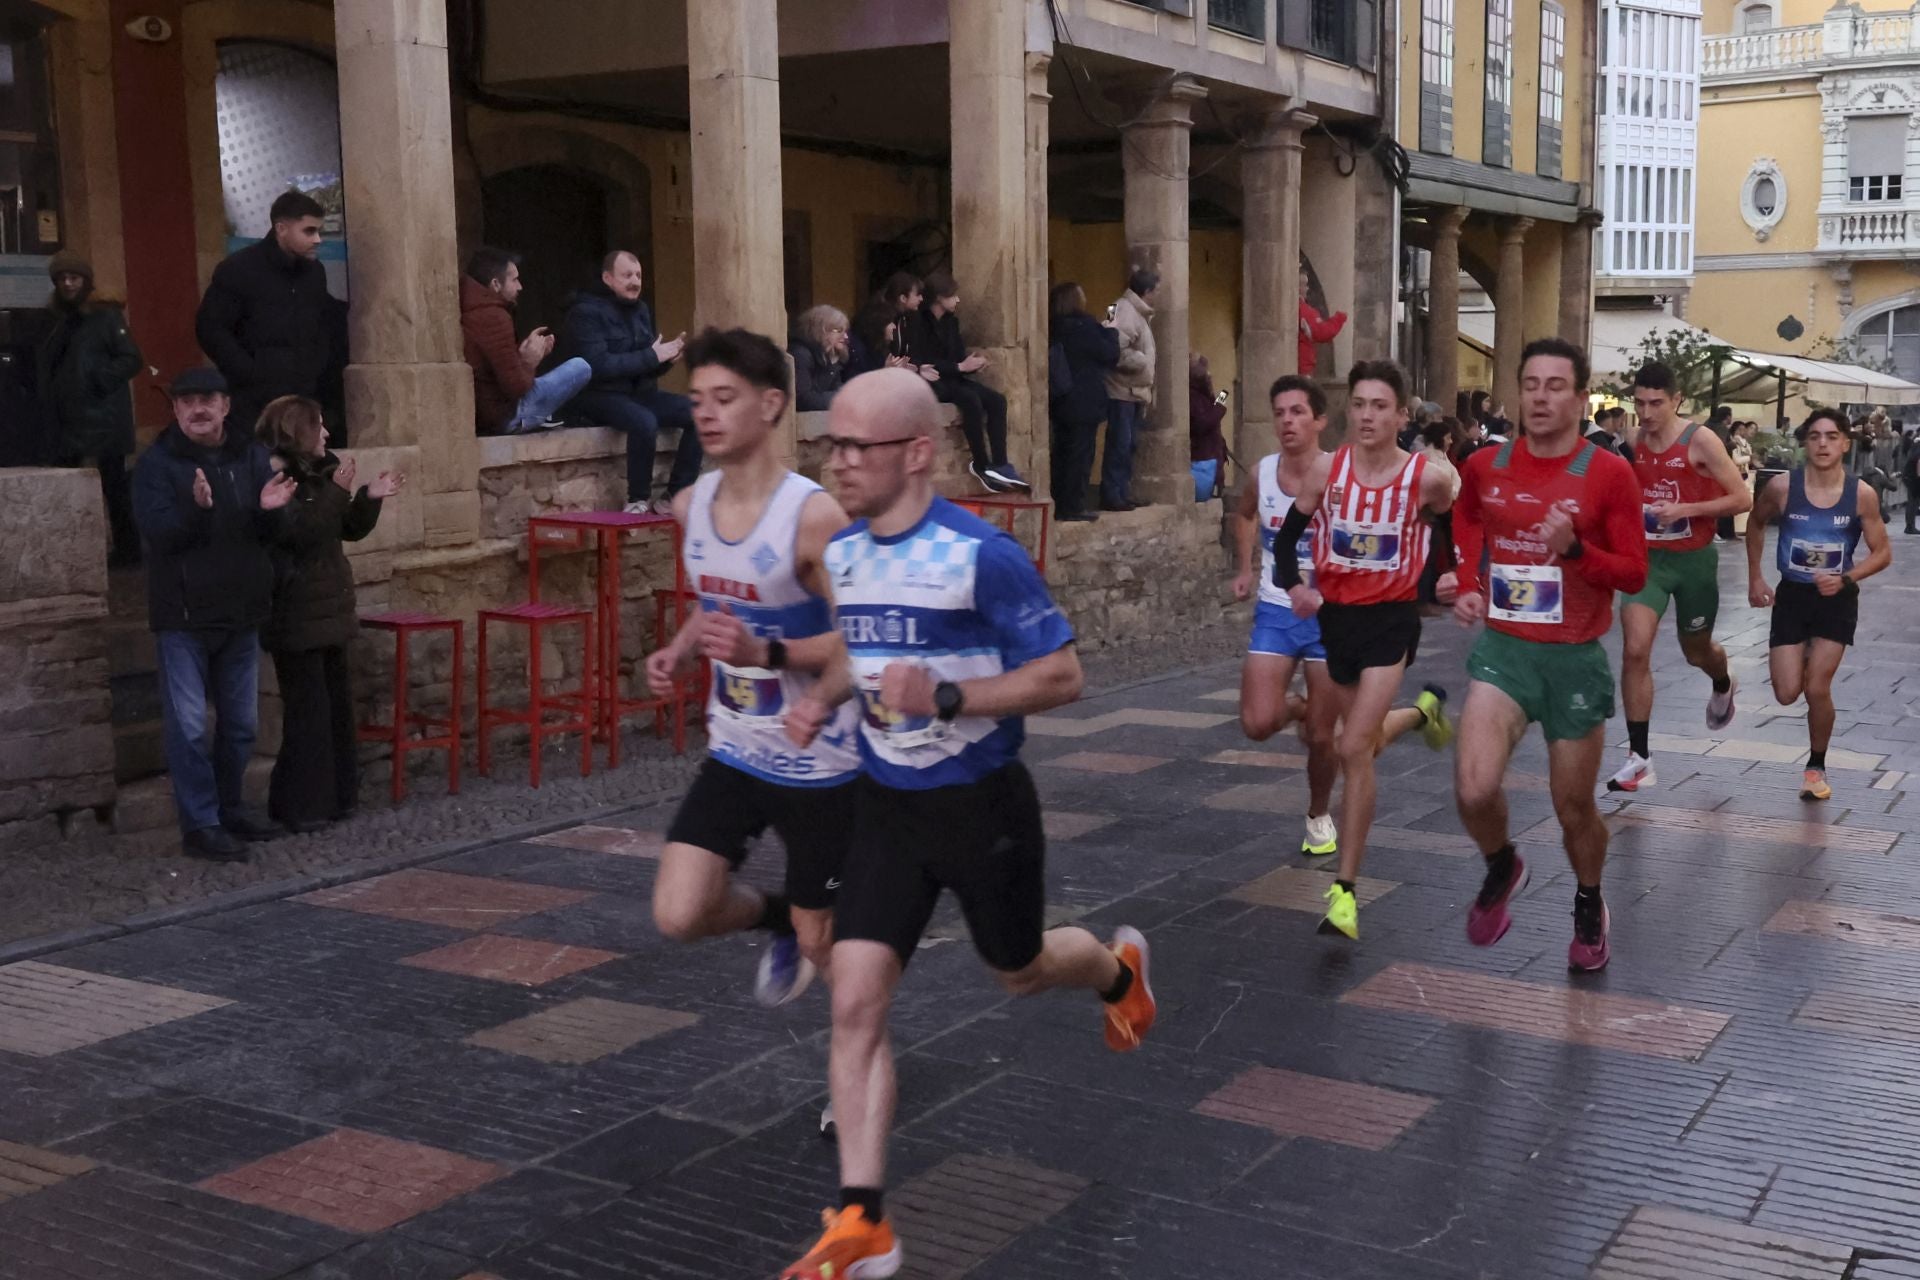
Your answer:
[1047,281,1119,522]
[1707,403,1734,447]
[1586,404,1634,460]
[1724,420,1756,539]
[460,246,591,436]
[195,190,348,442]
[901,268,1028,492]
[257,396,400,831]
[1417,418,1462,607]
[880,272,923,362]
[558,250,702,514]
[1901,425,1920,534]
[848,299,909,378]
[132,368,296,862]
[35,253,143,566]
[1102,267,1159,510]
[790,304,851,411]
[1297,266,1346,379]
[1188,352,1228,502]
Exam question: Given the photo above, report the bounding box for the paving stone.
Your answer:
[1193,1066,1435,1150]
[1027,708,1235,738]
[198,1129,506,1234]
[278,1236,479,1280]
[0,1141,93,1204]
[1341,963,1731,1061]
[392,1167,620,1259]
[1766,899,1920,951]
[1204,748,1308,768]
[55,1097,331,1184]
[465,996,699,1064]
[296,870,592,931]
[1038,750,1172,774]
[886,1153,1089,1279]
[1228,866,1397,914]
[0,960,232,1056]
[398,935,621,987]
[541,1109,737,1188]
[1041,809,1116,841]
[1794,989,1920,1043]
[526,823,664,858]
[1606,803,1898,854]
[1589,1205,1850,1279]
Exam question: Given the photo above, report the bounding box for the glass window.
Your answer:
[1740,3,1774,34]
[1421,0,1455,87]
[0,15,61,256]
[1538,4,1565,128]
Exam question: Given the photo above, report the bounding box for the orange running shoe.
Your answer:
[1103,925,1157,1052]
[782,1205,902,1279]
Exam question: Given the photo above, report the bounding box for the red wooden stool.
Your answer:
[357,611,463,803]
[962,494,1054,574]
[651,585,705,751]
[477,601,595,788]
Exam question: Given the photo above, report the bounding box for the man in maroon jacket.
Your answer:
[461,247,591,435]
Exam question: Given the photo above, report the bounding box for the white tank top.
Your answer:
[1256,453,1315,605]
[683,470,861,786]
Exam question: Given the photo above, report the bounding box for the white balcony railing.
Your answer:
[1702,25,1823,77]
[1704,14,1920,80]
[1819,207,1918,254]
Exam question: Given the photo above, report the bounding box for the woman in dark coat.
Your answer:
[789,304,850,411]
[258,396,402,830]
[1047,282,1120,521]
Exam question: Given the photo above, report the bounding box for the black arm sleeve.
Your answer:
[1269,504,1313,591]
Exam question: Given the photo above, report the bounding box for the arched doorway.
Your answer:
[480,164,623,337]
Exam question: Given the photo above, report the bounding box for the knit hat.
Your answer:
[47,253,93,283]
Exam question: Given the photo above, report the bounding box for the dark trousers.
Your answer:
[1102,399,1141,507]
[1050,409,1099,515]
[81,449,139,562]
[1906,477,1920,532]
[268,646,358,825]
[573,388,705,504]
[933,378,1008,473]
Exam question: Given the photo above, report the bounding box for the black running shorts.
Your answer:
[1768,579,1859,649]
[833,763,1047,972]
[664,759,858,910]
[1315,599,1422,687]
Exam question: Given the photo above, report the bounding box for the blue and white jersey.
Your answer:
[684,470,861,786]
[825,497,1075,791]
[1777,468,1863,583]
[1256,452,1316,604]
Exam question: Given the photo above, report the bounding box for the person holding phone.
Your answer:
[1189,351,1228,501]
[461,246,592,436]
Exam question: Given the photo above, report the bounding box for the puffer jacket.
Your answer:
[1103,289,1156,405]
[263,450,383,652]
[557,282,672,397]
[461,276,534,434]
[35,296,141,459]
[131,422,284,633]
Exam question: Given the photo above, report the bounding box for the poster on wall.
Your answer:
[290,172,345,237]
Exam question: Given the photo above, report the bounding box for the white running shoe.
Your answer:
[1706,676,1738,732]
[1301,814,1338,857]
[1605,753,1657,794]
[819,1101,836,1141]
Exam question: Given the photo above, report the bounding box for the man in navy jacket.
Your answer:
[557,251,703,512]
[132,368,297,861]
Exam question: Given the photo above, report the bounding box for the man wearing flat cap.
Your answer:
[131,367,297,862]
[36,253,143,566]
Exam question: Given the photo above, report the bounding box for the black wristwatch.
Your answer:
[1562,535,1584,561]
[764,639,788,671]
[1840,573,1858,595]
[934,681,965,722]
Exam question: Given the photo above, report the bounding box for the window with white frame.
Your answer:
[1539,3,1567,177]
[1419,0,1455,154]
[1847,116,1906,204]
[1595,1,1700,280]
[1483,0,1513,168]
[1852,305,1920,382]
[1739,2,1775,34]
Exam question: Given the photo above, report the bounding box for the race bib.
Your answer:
[1327,517,1402,572]
[1488,563,1564,626]
[1643,504,1691,542]
[715,665,785,724]
[1787,538,1846,574]
[857,675,950,750]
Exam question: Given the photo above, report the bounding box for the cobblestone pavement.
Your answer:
[4,537,1920,1278]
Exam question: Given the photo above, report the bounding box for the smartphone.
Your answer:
[1215,390,1230,405]
[1105,304,1117,323]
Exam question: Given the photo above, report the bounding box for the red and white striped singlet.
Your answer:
[1311,445,1431,606]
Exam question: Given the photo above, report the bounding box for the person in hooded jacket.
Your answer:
[35,252,143,565]
[257,395,401,832]
[1048,283,1121,521]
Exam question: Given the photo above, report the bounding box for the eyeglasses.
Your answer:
[823,435,918,460]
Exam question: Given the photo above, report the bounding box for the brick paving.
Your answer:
[3,540,1920,1275]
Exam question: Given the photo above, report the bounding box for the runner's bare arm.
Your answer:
[1231,474,1260,597]
[886,643,1083,720]
[1745,473,1787,606]
[764,489,856,674]
[1685,428,1754,519]
[1450,458,1485,598]
[1848,484,1893,586]
[1419,458,1456,516]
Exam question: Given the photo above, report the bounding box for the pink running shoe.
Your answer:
[1568,896,1611,973]
[1466,854,1528,946]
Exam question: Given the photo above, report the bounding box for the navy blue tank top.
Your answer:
[1776,468,1861,583]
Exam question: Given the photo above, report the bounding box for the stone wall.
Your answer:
[0,469,116,850]
[1048,498,1234,651]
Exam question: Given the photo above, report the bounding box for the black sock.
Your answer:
[1711,675,1731,694]
[1575,883,1602,902]
[1101,958,1134,1004]
[1336,878,1356,894]
[1808,749,1827,771]
[1485,844,1517,885]
[840,1186,884,1222]
[1627,720,1650,758]
[756,892,795,936]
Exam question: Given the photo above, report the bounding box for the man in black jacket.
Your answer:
[132,368,297,862]
[195,190,349,443]
[36,253,143,566]
[558,250,703,513]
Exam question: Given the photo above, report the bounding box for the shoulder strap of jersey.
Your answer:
[1677,422,1699,449]
[1493,439,1516,469]
[1842,469,1859,513]
[1787,466,1805,510]
[1567,440,1598,476]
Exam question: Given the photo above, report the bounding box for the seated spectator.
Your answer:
[848,299,911,377]
[461,246,590,436]
[1047,282,1120,521]
[36,252,142,566]
[557,250,702,514]
[1188,352,1228,502]
[257,396,400,831]
[903,269,1028,492]
[131,368,297,862]
[1297,265,1346,379]
[791,305,850,411]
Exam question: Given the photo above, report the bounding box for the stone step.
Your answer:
[113,719,166,783]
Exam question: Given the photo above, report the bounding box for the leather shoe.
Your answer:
[1099,499,1136,513]
[183,827,247,862]
[1058,510,1099,522]
[223,810,284,842]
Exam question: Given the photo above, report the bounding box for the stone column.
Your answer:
[1024,53,1054,497]
[1424,206,1468,416]
[1558,210,1600,348]
[335,0,474,547]
[1492,216,1534,409]
[1121,76,1207,505]
[950,0,1048,493]
[1238,107,1313,476]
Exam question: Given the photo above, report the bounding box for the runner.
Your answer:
[1231,374,1339,856]
[1441,337,1647,973]
[1269,359,1457,940]
[778,368,1157,1280]
[1745,408,1892,802]
[644,328,862,1007]
[1609,361,1752,792]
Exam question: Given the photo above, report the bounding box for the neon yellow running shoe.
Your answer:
[1417,683,1453,752]
[1800,769,1832,802]
[1318,882,1359,939]
[1301,814,1338,857]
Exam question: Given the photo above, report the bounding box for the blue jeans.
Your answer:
[502,357,592,434]
[155,629,260,834]
[1192,458,1219,502]
[1102,399,1141,507]
[573,388,705,504]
